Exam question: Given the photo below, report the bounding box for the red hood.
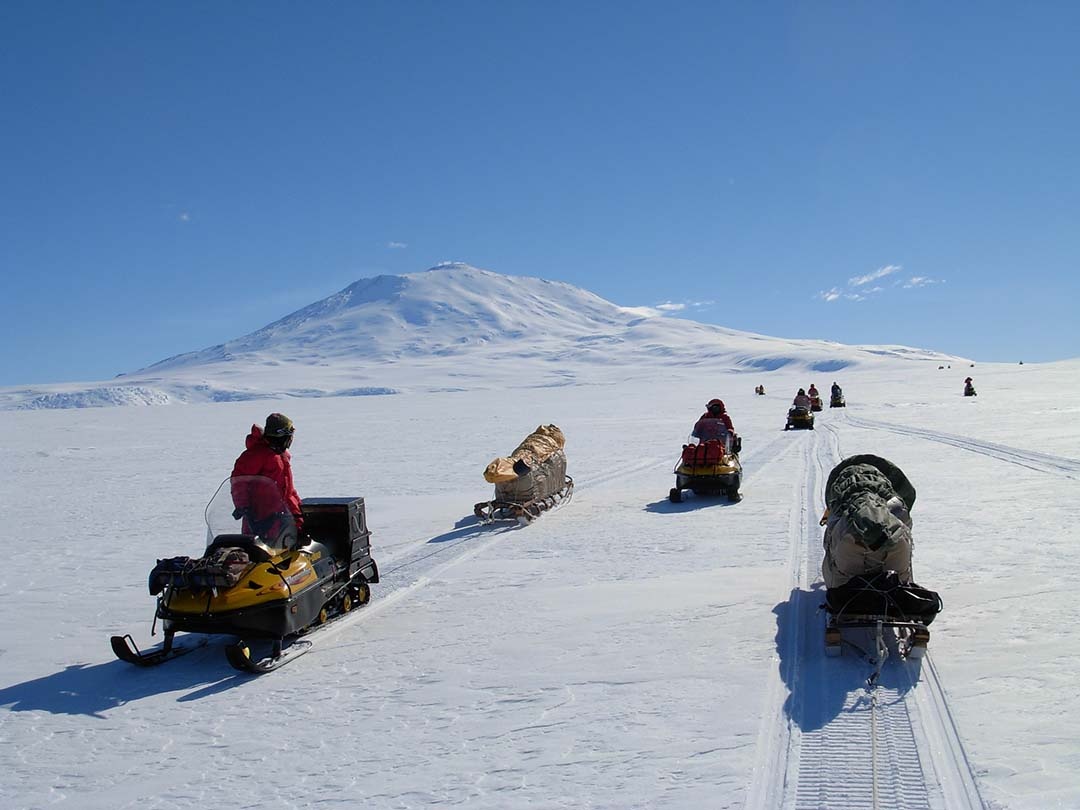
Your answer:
[245,424,265,450]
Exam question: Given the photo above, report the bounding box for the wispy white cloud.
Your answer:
[178,212,191,223]
[820,263,944,303]
[653,299,715,313]
[818,287,872,303]
[849,264,901,287]
[903,276,943,288]
[387,241,408,249]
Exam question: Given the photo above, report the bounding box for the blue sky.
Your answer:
[2,1,1078,386]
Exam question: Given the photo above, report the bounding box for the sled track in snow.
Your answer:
[321,434,801,657]
[316,448,687,653]
[843,412,1080,480]
[747,419,985,810]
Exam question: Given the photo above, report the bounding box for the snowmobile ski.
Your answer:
[110,633,207,667]
[225,639,312,673]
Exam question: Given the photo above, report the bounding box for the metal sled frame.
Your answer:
[474,475,574,524]
[824,608,931,664]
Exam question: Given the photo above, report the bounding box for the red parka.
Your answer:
[693,411,734,437]
[231,424,303,530]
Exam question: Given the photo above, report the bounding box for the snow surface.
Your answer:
[2,267,1078,809]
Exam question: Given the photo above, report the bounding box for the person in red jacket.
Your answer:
[231,413,303,545]
[692,398,737,450]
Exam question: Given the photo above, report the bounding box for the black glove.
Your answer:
[232,507,248,521]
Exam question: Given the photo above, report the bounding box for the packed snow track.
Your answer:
[745,419,986,810]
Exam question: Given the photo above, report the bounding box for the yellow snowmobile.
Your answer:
[785,406,815,430]
[669,434,743,503]
[111,476,379,673]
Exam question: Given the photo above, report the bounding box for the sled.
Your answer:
[475,448,574,524]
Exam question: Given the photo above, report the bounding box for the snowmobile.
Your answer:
[668,434,743,503]
[785,406,815,430]
[829,392,846,408]
[809,395,824,412]
[111,476,380,673]
[473,450,574,523]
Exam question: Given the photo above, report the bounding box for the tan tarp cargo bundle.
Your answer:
[483,424,565,483]
[493,448,568,504]
[821,455,916,589]
[482,424,568,504]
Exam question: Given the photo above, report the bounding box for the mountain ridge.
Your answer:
[3,263,970,410]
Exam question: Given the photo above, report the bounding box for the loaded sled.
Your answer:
[474,425,574,523]
[669,434,742,503]
[112,476,379,673]
[819,455,942,665]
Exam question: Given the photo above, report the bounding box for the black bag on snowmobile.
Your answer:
[825,570,943,625]
[148,546,253,595]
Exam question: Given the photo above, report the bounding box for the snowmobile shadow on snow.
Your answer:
[0,650,246,718]
[772,586,920,732]
[643,496,742,514]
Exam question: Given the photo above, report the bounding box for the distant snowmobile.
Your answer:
[111,476,379,673]
[786,407,814,430]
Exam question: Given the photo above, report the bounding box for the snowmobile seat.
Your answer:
[205,534,276,564]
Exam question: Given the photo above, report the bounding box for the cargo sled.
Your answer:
[112,476,379,672]
[474,425,574,523]
[819,455,941,665]
[668,434,743,503]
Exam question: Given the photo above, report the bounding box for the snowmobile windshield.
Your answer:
[204,476,297,551]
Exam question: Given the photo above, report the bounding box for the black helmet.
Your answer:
[264,413,295,452]
[798,388,806,395]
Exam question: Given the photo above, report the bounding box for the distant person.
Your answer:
[808,384,820,400]
[963,377,977,397]
[693,399,737,450]
[831,381,842,399]
[792,388,811,410]
[231,413,303,545]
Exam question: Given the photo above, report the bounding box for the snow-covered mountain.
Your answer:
[2,263,967,410]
